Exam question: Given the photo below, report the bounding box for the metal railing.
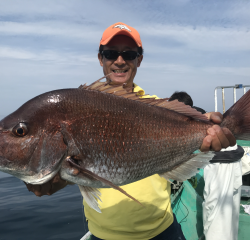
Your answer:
[215,84,250,113]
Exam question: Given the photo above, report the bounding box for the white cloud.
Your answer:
[0,0,74,16]
[0,21,100,43]
[0,46,35,60]
[0,46,97,65]
[141,62,250,77]
[140,24,250,52]
[202,66,250,77]
[0,0,249,117]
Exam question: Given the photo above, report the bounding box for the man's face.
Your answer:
[98,35,143,88]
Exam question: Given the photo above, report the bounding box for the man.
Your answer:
[26,22,236,239]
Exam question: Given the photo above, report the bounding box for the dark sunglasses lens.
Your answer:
[103,50,138,60]
[103,50,119,60]
[122,51,138,60]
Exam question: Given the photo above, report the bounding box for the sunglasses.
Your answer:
[101,50,140,60]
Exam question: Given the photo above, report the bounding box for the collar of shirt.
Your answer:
[133,83,159,99]
[133,83,145,96]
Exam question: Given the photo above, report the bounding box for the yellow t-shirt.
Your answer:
[83,84,173,240]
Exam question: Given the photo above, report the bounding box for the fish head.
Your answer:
[0,91,68,184]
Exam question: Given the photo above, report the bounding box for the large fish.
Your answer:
[0,80,250,212]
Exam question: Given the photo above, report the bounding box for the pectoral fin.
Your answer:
[78,185,102,213]
[67,158,143,212]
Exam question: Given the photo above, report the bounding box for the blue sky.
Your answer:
[0,0,250,120]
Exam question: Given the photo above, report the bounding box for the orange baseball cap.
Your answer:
[100,22,143,48]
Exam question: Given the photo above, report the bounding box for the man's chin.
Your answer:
[109,78,128,85]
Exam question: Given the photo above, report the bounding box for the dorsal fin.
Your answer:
[79,78,210,123]
[79,73,112,90]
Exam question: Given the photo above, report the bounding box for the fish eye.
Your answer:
[12,123,28,137]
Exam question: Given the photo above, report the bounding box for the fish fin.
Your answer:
[146,97,210,122]
[67,158,143,208]
[166,179,174,184]
[139,98,160,104]
[81,80,209,122]
[222,89,250,140]
[78,83,87,89]
[149,99,209,122]
[159,152,214,182]
[78,185,102,213]
[102,85,124,93]
[148,98,167,105]
[79,73,113,90]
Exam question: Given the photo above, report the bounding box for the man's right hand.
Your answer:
[24,173,71,197]
[200,112,236,152]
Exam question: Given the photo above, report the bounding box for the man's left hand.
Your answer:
[200,112,236,152]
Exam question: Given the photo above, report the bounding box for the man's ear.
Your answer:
[98,53,103,67]
[137,55,143,67]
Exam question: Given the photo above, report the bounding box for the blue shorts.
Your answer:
[91,214,186,240]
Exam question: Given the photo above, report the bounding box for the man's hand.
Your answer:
[200,112,236,152]
[24,173,71,197]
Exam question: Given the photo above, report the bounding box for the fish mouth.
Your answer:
[0,156,13,174]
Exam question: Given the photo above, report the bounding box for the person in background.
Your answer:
[25,22,236,240]
[203,146,243,240]
[168,91,206,114]
[168,91,193,107]
[169,91,244,240]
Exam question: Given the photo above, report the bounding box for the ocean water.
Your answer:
[0,173,89,240]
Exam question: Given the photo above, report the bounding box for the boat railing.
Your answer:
[214,84,250,113]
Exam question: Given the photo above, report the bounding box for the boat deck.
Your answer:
[171,140,250,240]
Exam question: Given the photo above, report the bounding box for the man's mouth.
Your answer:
[112,69,128,73]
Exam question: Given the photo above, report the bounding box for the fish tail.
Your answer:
[221,89,250,140]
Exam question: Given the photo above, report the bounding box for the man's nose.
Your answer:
[114,55,126,64]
